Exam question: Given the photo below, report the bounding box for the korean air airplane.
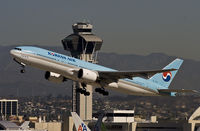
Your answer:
[10,46,196,96]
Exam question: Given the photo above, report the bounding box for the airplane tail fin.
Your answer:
[149,58,183,89]
[20,121,30,130]
[71,112,91,131]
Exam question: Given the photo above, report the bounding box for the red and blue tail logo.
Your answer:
[78,123,87,131]
[162,72,172,82]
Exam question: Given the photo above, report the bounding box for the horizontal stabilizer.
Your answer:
[158,89,198,93]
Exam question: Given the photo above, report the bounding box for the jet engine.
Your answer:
[45,71,66,83]
[77,68,98,82]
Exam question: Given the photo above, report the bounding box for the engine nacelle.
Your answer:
[45,71,66,83]
[78,68,98,82]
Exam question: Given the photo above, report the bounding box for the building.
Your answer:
[0,121,20,130]
[89,109,192,131]
[0,99,18,119]
[34,122,62,131]
[90,110,135,131]
[189,106,200,131]
[0,120,46,131]
[105,110,135,123]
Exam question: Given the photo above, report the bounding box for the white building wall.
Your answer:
[35,122,61,131]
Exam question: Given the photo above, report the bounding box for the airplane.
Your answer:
[10,46,197,96]
[71,112,91,131]
[71,112,105,131]
[19,121,30,130]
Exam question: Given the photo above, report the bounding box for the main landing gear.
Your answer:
[76,83,90,96]
[95,87,109,96]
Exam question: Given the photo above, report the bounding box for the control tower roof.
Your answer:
[62,33,103,53]
[62,22,103,59]
[72,22,93,35]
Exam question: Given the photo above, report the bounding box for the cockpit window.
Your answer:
[14,48,22,51]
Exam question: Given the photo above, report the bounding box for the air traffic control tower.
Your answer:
[62,22,103,120]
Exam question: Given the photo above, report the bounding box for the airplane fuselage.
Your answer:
[10,46,169,96]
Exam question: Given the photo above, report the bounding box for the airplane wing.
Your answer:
[98,68,177,82]
[158,89,198,93]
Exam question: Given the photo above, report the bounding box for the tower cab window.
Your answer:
[14,48,21,51]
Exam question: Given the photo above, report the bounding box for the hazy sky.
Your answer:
[0,0,200,60]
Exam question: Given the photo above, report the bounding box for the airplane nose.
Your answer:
[10,49,18,58]
[10,49,15,56]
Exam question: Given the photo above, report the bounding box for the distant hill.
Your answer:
[0,45,199,96]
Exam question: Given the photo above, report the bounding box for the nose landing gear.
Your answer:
[13,58,26,73]
[20,68,25,73]
[19,63,26,73]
